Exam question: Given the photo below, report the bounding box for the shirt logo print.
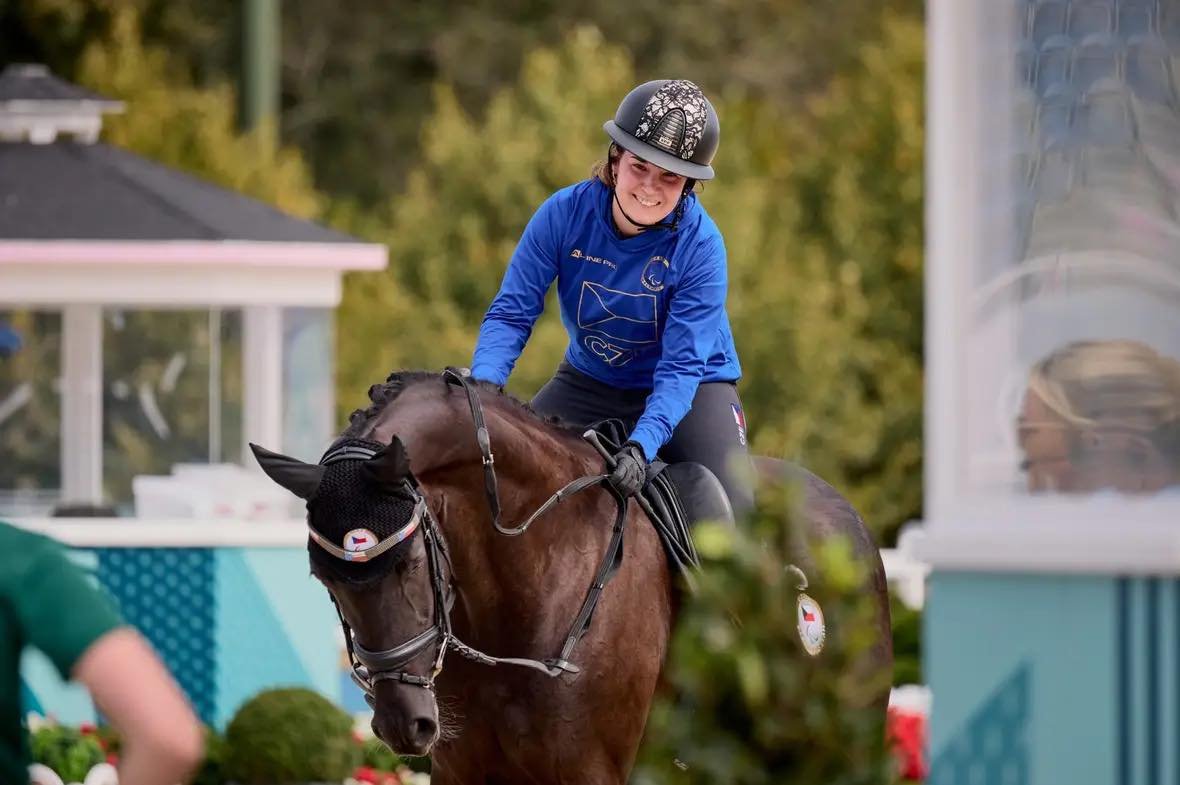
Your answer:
[583,336,635,367]
[570,248,617,270]
[576,282,658,344]
[641,256,670,292]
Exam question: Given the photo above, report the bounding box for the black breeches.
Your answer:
[530,362,755,517]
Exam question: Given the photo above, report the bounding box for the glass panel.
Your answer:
[965,0,1180,500]
[282,308,333,463]
[0,310,62,516]
[103,309,242,511]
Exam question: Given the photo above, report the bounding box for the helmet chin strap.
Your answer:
[611,184,691,235]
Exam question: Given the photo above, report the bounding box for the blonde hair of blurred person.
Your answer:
[1017,339,1180,494]
[1,521,203,785]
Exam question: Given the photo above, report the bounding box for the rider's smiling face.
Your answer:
[611,151,687,234]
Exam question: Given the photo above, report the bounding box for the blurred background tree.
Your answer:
[0,0,924,541]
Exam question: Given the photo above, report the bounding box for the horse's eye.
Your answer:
[397,557,424,577]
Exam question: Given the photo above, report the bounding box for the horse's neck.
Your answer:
[367,384,599,495]
[370,392,610,640]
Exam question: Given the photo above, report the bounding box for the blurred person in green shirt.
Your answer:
[1,520,203,784]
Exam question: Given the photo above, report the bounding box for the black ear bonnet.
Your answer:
[307,438,422,585]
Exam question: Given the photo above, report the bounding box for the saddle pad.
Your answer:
[585,420,733,578]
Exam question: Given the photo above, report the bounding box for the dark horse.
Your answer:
[252,370,892,785]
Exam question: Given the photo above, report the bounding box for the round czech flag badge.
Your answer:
[342,528,378,556]
[796,592,826,656]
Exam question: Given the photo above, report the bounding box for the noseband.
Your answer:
[319,368,630,704]
[318,443,452,702]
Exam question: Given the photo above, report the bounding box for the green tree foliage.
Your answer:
[634,488,895,784]
[721,14,926,539]
[46,0,918,207]
[0,0,322,215]
[74,4,322,218]
[890,596,923,686]
[339,16,923,539]
[336,26,634,405]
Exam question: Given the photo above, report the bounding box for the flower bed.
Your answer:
[25,711,427,785]
[887,684,930,782]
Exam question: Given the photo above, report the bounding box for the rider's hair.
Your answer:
[590,143,625,188]
[1027,339,1180,463]
[590,142,702,193]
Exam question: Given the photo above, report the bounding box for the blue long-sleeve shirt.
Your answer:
[471,179,741,461]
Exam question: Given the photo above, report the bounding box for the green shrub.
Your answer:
[92,724,121,758]
[634,486,896,785]
[29,726,105,783]
[223,688,360,784]
[361,735,400,771]
[192,725,227,785]
[890,595,922,686]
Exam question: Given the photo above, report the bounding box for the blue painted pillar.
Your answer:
[926,572,1180,785]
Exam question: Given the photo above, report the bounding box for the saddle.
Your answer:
[585,419,735,579]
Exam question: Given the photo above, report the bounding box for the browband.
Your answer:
[307,497,426,563]
[310,439,425,563]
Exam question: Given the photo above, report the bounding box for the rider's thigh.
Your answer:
[531,363,644,430]
[660,382,755,517]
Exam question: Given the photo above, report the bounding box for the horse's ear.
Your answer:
[249,443,324,500]
[364,436,412,491]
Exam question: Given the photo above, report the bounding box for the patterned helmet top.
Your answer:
[604,79,720,180]
[632,80,709,162]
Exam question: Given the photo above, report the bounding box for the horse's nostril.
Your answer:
[411,717,438,745]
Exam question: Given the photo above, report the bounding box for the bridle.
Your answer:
[321,368,630,704]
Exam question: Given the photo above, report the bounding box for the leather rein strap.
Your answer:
[441,366,629,675]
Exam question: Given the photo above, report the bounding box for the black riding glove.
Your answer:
[608,441,649,497]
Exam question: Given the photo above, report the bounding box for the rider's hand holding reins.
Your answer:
[608,441,648,497]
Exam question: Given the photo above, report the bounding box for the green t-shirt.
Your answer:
[0,521,123,784]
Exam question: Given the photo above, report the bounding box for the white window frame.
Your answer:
[921,0,1180,572]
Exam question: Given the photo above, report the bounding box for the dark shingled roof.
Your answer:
[0,63,118,105]
[0,141,359,243]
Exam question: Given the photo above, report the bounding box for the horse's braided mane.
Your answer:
[342,369,587,448]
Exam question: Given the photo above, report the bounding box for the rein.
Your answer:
[332,368,631,701]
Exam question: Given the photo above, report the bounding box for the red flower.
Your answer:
[107,753,119,766]
[886,706,928,781]
[79,723,97,735]
[354,766,378,783]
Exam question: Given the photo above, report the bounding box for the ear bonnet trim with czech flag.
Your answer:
[307,438,423,584]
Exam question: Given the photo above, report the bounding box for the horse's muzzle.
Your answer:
[372,709,439,756]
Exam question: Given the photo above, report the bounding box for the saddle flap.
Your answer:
[660,462,735,529]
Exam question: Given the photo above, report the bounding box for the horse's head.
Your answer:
[250,437,447,756]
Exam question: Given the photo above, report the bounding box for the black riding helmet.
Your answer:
[603,79,720,181]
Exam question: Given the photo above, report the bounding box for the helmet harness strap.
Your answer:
[609,147,695,234]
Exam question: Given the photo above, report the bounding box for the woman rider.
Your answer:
[470,79,753,514]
